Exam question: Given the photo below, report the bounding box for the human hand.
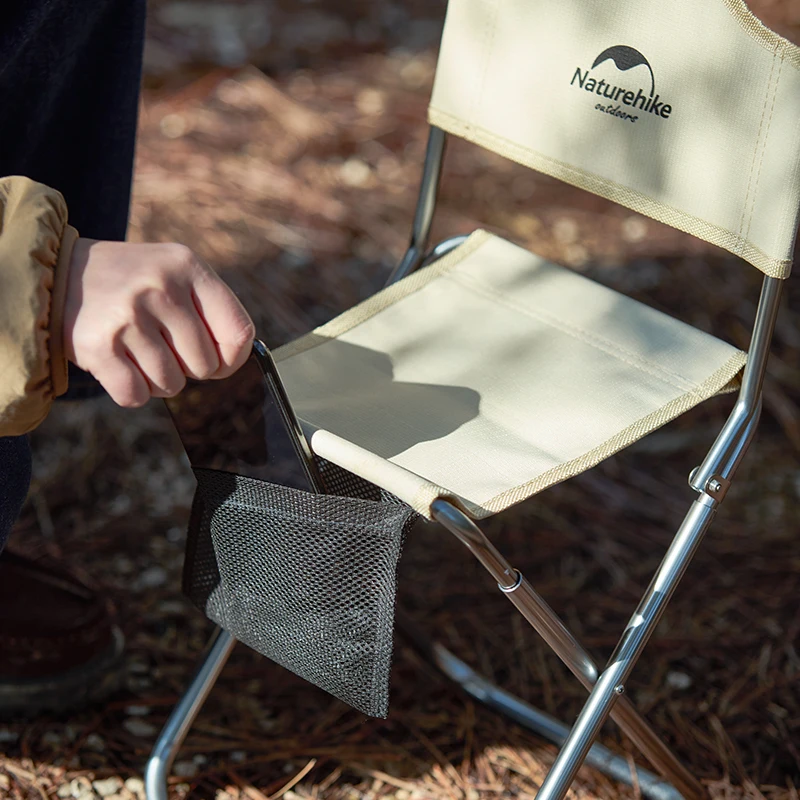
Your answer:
[63,239,255,407]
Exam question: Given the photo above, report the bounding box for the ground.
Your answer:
[1,1,799,799]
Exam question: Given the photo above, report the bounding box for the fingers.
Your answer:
[159,302,220,381]
[83,324,199,406]
[123,324,187,398]
[190,272,255,379]
[90,350,151,408]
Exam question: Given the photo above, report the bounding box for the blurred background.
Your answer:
[2,1,800,799]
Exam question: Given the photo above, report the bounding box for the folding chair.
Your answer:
[145,1,800,798]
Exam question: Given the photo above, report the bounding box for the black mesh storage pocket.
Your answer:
[183,465,417,718]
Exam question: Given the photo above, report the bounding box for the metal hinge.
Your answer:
[688,468,731,501]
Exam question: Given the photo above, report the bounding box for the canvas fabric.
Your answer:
[428,0,800,278]
[275,232,746,519]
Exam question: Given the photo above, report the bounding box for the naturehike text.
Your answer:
[571,68,672,119]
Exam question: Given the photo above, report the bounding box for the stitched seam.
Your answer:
[744,51,782,245]
[275,231,489,362]
[738,51,775,242]
[473,0,499,124]
[428,107,792,278]
[447,269,696,390]
[431,108,714,241]
[745,51,783,244]
[442,270,699,392]
[476,350,748,517]
[743,50,782,246]
[431,108,685,236]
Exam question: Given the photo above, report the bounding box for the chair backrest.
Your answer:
[429,0,800,278]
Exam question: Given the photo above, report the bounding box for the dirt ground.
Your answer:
[1,1,799,799]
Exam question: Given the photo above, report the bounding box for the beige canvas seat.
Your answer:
[146,2,800,799]
[276,230,746,519]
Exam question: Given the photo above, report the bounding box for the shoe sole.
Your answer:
[0,626,125,718]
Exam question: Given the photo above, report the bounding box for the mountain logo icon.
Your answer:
[591,46,655,97]
[592,44,656,97]
[570,44,672,123]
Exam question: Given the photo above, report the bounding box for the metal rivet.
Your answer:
[708,479,722,494]
[614,685,625,695]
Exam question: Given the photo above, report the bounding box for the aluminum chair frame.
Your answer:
[145,126,783,800]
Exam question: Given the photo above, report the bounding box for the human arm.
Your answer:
[0,176,255,436]
[0,176,72,435]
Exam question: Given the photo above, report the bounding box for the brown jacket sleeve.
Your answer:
[0,176,78,436]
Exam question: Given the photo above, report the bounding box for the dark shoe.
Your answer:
[0,551,124,716]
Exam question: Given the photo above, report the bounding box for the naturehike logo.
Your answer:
[570,45,673,124]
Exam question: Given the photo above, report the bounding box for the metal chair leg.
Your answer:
[396,609,685,800]
[431,499,704,800]
[533,493,718,800]
[145,627,237,800]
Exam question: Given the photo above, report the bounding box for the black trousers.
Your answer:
[0,0,146,550]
